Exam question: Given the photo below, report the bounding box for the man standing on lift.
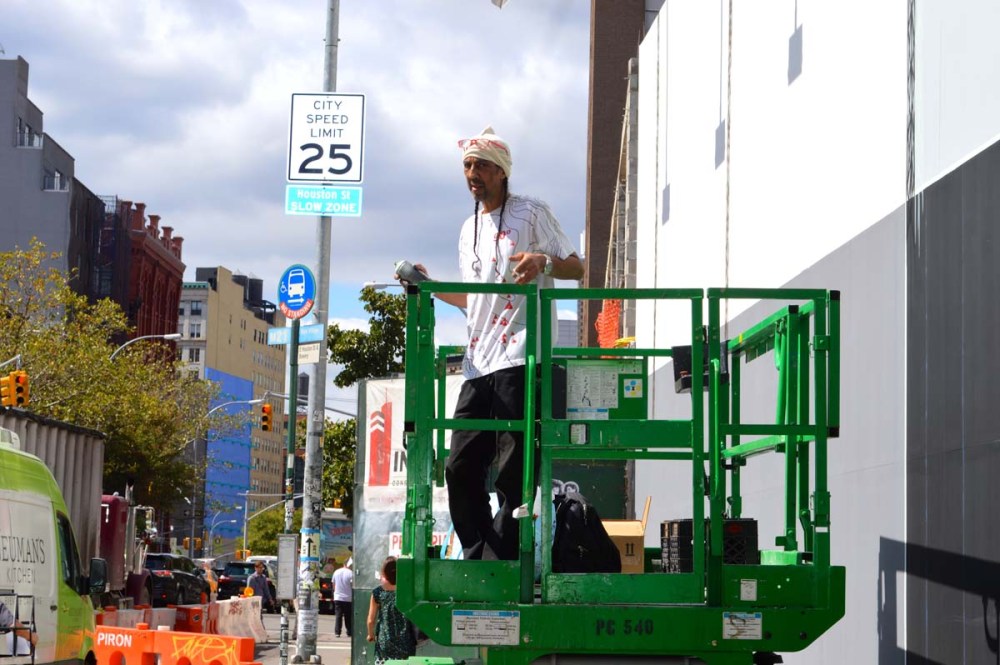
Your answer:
[401,126,583,560]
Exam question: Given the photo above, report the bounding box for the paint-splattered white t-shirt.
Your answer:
[458,194,577,379]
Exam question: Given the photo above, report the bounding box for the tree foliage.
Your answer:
[326,287,405,387]
[247,506,302,556]
[322,419,356,516]
[0,240,233,512]
[296,417,356,518]
[317,287,407,517]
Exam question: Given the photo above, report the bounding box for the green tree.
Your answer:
[322,419,356,516]
[295,418,356,518]
[326,286,406,387]
[314,287,408,517]
[0,240,234,512]
[247,506,302,556]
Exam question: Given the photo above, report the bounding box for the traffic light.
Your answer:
[9,371,28,407]
[183,537,190,549]
[260,403,272,431]
[0,374,10,407]
[194,537,202,549]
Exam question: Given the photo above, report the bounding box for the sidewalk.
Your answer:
[255,613,352,665]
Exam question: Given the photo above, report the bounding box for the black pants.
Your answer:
[445,365,536,561]
[334,600,352,636]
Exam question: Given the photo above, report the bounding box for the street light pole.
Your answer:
[205,399,264,419]
[208,518,237,557]
[109,332,182,360]
[361,281,403,290]
[243,493,250,553]
[183,497,196,558]
[264,390,356,419]
[239,492,304,553]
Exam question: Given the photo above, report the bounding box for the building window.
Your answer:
[178,302,186,316]
[190,301,203,316]
[189,322,202,338]
[16,120,42,148]
[43,170,67,191]
[188,348,201,362]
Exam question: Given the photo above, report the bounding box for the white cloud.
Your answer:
[329,316,369,333]
[7,0,590,413]
[7,0,588,296]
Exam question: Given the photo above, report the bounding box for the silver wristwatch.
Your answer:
[542,254,554,276]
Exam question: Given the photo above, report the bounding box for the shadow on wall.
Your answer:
[879,537,1000,665]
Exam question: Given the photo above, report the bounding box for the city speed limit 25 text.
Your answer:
[299,100,351,175]
[288,93,365,184]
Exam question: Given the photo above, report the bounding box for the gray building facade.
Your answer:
[0,56,75,270]
[0,56,133,312]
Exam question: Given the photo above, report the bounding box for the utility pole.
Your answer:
[296,0,338,661]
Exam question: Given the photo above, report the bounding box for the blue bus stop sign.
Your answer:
[278,264,316,320]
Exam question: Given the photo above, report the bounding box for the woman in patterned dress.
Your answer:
[366,556,416,663]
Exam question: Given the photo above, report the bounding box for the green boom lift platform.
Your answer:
[392,284,845,665]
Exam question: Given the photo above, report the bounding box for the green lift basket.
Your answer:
[392,284,845,665]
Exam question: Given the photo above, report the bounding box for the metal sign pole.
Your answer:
[281,318,300,665]
[296,0,339,662]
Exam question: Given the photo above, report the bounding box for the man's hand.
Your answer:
[14,621,35,647]
[510,252,546,284]
[394,262,430,286]
[511,252,584,282]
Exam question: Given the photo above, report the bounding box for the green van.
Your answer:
[0,429,106,664]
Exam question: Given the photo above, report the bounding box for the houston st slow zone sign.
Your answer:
[287,92,366,184]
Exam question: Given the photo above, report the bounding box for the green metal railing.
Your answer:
[394,283,844,665]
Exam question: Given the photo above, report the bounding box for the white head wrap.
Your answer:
[459,125,512,178]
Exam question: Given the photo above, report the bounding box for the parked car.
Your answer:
[318,575,334,614]
[217,560,277,611]
[146,553,210,607]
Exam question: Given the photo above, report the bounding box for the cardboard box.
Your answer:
[603,496,651,573]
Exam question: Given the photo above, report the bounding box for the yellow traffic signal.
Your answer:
[260,403,272,431]
[9,371,28,407]
[183,537,190,549]
[0,374,10,407]
[194,537,202,549]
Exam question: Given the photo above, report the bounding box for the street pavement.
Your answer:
[255,611,353,665]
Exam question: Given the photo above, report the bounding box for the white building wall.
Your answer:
[633,3,912,663]
[915,0,1000,190]
[637,1,907,353]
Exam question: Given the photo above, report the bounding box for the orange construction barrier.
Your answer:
[151,629,259,665]
[94,623,157,665]
[96,607,115,627]
[95,623,261,665]
[173,604,207,633]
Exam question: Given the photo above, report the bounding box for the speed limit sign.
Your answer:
[287,92,366,184]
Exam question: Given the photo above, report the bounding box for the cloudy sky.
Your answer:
[5,0,591,409]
